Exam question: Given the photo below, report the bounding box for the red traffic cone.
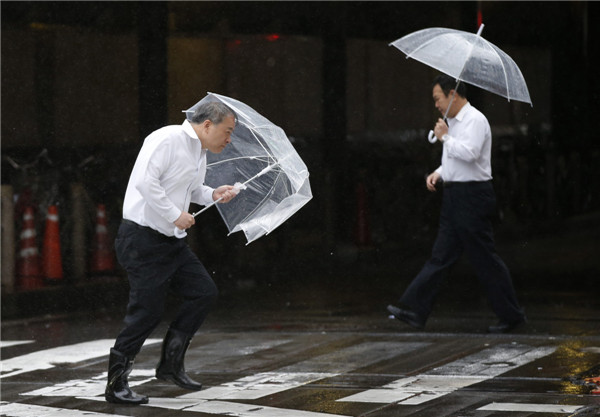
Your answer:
[90,204,115,274]
[42,205,64,282]
[17,206,43,290]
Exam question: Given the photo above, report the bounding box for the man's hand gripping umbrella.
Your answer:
[173,162,278,238]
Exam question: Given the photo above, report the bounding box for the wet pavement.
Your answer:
[1,275,599,417]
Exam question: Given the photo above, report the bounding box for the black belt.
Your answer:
[121,219,172,238]
[443,180,491,188]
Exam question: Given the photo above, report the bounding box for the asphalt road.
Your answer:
[2,280,599,417]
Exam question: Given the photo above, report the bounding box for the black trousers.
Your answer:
[399,181,524,324]
[113,221,218,357]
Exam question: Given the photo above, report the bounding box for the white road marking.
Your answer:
[0,341,34,348]
[21,369,155,397]
[183,400,350,417]
[338,343,557,405]
[477,402,584,413]
[179,341,428,400]
[81,396,351,416]
[580,346,600,354]
[339,375,489,404]
[18,338,293,398]
[81,341,427,417]
[16,330,290,398]
[182,372,338,400]
[80,395,199,408]
[0,339,161,379]
[428,344,556,377]
[6,337,581,416]
[0,401,127,417]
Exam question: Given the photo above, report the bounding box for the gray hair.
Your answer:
[188,102,237,126]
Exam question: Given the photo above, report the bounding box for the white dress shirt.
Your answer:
[123,120,215,236]
[435,102,493,182]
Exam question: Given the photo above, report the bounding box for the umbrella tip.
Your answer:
[477,23,485,36]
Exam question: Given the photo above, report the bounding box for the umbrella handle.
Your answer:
[172,197,224,239]
[427,130,438,144]
[174,227,187,239]
[172,197,223,239]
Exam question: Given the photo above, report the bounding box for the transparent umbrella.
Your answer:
[180,93,312,245]
[390,24,532,142]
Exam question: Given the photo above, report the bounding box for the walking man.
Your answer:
[105,102,239,405]
[387,74,526,334]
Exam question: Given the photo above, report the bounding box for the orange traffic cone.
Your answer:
[90,204,115,274]
[42,205,64,282]
[17,206,43,290]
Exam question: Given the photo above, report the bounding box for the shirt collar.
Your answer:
[452,101,471,122]
[182,119,200,140]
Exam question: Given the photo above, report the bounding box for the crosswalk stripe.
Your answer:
[81,396,352,417]
[477,402,584,413]
[18,337,291,398]
[5,336,583,416]
[183,399,350,416]
[0,401,127,417]
[338,343,557,405]
[427,343,556,377]
[182,372,338,400]
[21,369,156,397]
[179,341,429,400]
[0,341,34,348]
[93,340,427,416]
[0,339,161,379]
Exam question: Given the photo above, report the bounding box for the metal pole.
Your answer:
[70,183,87,281]
[1,185,16,293]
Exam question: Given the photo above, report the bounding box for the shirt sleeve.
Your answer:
[136,142,181,223]
[443,117,486,163]
[191,185,215,207]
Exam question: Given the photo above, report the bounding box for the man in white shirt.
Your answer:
[105,102,239,405]
[388,74,526,334]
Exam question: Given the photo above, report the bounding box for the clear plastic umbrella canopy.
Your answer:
[184,93,312,244]
[390,25,532,105]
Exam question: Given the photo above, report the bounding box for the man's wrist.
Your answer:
[441,134,450,142]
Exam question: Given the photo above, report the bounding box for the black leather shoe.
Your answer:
[488,317,526,334]
[387,305,425,329]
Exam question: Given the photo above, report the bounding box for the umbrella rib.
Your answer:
[478,38,511,101]
[232,118,278,162]
[208,155,272,167]
[235,170,285,225]
[248,127,278,163]
[454,34,480,86]
[251,123,281,130]
[455,26,514,103]
[401,31,450,59]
